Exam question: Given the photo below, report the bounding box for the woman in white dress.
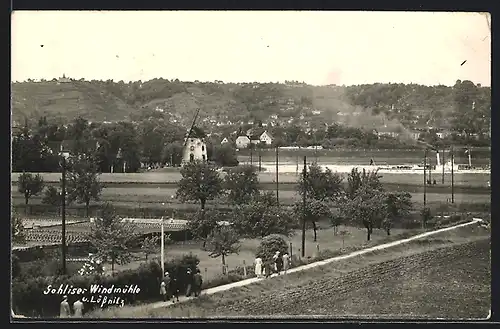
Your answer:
[254,257,263,278]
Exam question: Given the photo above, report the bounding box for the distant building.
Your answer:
[236,135,251,149]
[259,131,274,145]
[57,74,71,84]
[221,137,230,145]
[409,132,420,140]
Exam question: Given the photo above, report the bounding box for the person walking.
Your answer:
[264,261,272,278]
[275,251,283,275]
[60,296,71,318]
[160,280,167,301]
[163,272,172,301]
[170,275,180,303]
[254,257,263,278]
[193,269,203,297]
[185,268,194,297]
[282,253,290,274]
[272,251,280,273]
[72,299,84,318]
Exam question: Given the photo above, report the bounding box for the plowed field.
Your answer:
[161,239,491,319]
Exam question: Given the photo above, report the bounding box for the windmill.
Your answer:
[182,108,207,164]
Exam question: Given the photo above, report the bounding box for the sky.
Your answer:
[11,11,491,87]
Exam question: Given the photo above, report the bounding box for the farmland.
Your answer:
[92,224,490,319]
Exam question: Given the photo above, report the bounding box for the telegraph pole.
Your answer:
[441,149,445,185]
[61,156,67,275]
[250,147,253,166]
[451,145,454,204]
[258,153,262,172]
[275,147,279,205]
[161,217,165,278]
[301,156,307,258]
[423,149,427,209]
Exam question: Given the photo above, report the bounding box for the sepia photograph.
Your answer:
[10,10,491,320]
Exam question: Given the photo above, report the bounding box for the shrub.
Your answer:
[421,207,433,227]
[255,234,288,262]
[12,254,200,317]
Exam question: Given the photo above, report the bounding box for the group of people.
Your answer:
[159,268,203,302]
[254,251,290,278]
[60,296,84,318]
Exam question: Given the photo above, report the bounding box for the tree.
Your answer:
[87,203,137,273]
[212,144,239,167]
[339,185,388,241]
[206,226,240,273]
[233,199,297,238]
[41,186,62,214]
[66,155,103,217]
[176,160,224,211]
[292,199,332,242]
[383,192,413,235]
[297,162,344,203]
[161,142,184,166]
[296,162,344,242]
[224,165,260,205]
[17,173,45,214]
[12,214,25,245]
[141,235,163,261]
[346,168,383,199]
[255,234,288,263]
[187,209,220,248]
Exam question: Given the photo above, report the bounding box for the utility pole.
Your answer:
[428,151,432,183]
[161,216,165,278]
[423,149,427,209]
[250,147,253,166]
[275,147,279,205]
[258,153,262,172]
[301,156,307,258]
[441,149,445,185]
[451,145,454,204]
[61,156,67,275]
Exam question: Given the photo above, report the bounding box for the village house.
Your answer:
[236,135,251,149]
[221,137,230,145]
[409,131,420,140]
[259,131,274,145]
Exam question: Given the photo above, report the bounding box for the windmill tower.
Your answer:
[182,108,207,164]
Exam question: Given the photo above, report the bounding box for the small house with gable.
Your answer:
[236,135,251,149]
[259,131,274,145]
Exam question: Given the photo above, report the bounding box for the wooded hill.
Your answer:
[12,79,490,135]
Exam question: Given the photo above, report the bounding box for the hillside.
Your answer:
[11,79,491,133]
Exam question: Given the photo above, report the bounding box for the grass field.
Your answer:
[11,185,491,208]
[90,224,490,319]
[11,171,490,187]
[26,224,410,280]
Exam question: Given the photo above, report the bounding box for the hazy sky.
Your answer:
[11,11,491,86]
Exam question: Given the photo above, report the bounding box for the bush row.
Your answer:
[12,254,201,318]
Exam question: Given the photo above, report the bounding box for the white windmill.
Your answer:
[182,108,207,164]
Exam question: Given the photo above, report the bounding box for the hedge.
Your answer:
[12,254,201,318]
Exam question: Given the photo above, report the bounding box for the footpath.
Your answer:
[150,218,484,310]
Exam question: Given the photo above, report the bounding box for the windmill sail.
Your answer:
[184,108,201,147]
